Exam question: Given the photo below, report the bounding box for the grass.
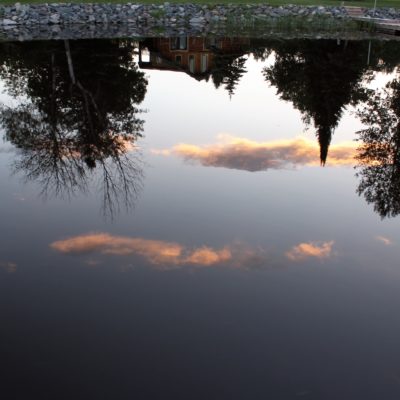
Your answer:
[0,0,399,8]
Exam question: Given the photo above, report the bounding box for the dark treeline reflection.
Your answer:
[140,37,400,164]
[262,40,370,165]
[0,39,147,217]
[258,39,400,165]
[1,37,400,218]
[138,36,400,218]
[356,78,400,218]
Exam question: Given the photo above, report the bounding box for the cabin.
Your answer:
[138,37,250,80]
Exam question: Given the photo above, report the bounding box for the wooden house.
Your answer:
[138,37,250,81]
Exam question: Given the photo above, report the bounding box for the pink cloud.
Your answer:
[0,261,17,273]
[153,135,357,171]
[51,233,239,270]
[286,241,334,262]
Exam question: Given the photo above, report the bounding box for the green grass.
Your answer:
[0,0,399,7]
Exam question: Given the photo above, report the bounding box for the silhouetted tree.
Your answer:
[211,55,247,97]
[263,39,372,165]
[0,39,148,217]
[356,77,400,218]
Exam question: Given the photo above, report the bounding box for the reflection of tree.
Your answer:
[263,40,373,165]
[211,55,247,97]
[356,78,400,218]
[0,39,148,217]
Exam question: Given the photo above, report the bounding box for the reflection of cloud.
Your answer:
[286,241,334,262]
[0,147,15,154]
[0,261,17,273]
[13,193,26,202]
[50,136,138,160]
[51,234,339,270]
[375,235,393,246]
[153,135,357,171]
[84,259,101,267]
[50,233,255,270]
[119,138,140,153]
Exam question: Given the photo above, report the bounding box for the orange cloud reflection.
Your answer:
[154,135,357,171]
[51,233,235,269]
[51,233,338,270]
[0,261,17,273]
[286,241,334,262]
[375,235,393,246]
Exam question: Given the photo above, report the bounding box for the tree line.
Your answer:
[1,37,400,218]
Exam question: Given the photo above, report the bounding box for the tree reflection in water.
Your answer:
[356,77,400,218]
[2,37,400,219]
[0,39,148,217]
[261,39,400,165]
[262,40,372,165]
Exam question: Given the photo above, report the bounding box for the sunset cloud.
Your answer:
[153,135,357,171]
[51,233,338,270]
[0,261,17,273]
[286,241,334,262]
[51,233,242,269]
[375,235,393,246]
[0,147,15,154]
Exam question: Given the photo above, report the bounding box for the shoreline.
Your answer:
[1,3,400,41]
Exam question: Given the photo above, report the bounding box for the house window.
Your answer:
[201,54,208,73]
[189,55,195,73]
[175,55,182,64]
[140,48,150,63]
[170,37,187,51]
[205,37,221,50]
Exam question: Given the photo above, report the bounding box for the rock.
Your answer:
[49,13,60,24]
[2,18,17,25]
[0,2,397,39]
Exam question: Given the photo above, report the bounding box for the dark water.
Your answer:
[1,37,400,399]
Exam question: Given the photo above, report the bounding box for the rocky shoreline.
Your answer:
[1,3,399,42]
[1,3,399,28]
[0,4,347,28]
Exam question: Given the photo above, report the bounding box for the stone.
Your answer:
[2,18,17,25]
[189,17,204,24]
[0,2,398,41]
[49,13,60,24]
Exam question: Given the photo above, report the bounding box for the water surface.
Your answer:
[1,36,400,399]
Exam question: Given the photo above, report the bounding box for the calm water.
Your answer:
[1,37,400,399]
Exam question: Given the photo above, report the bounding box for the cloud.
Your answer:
[51,233,338,270]
[0,147,15,154]
[50,233,258,270]
[286,241,334,262]
[153,135,357,172]
[375,235,393,246]
[13,193,26,202]
[0,261,17,273]
[84,259,102,267]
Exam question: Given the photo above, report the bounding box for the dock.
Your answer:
[345,6,400,37]
[371,19,400,36]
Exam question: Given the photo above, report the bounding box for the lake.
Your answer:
[1,36,400,399]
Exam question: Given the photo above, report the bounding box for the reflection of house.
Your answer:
[138,37,250,80]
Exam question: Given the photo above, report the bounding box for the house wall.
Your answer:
[146,37,250,75]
